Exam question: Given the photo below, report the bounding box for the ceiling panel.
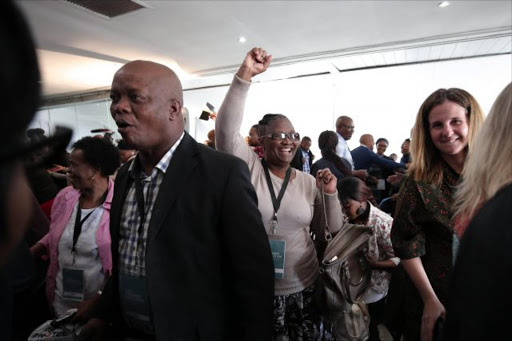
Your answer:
[15,0,512,97]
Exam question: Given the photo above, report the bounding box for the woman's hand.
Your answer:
[72,293,101,323]
[421,296,446,341]
[315,168,337,194]
[236,47,272,81]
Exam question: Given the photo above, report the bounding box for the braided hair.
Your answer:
[318,130,351,177]
[257,113,289,137]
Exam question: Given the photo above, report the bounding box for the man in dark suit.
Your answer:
[82,61,274,340]
[351,134,406,172]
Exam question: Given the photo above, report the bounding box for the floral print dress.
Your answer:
[391,163,459,340]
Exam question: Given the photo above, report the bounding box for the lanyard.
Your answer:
[134,177,147,266]
[72,204,96,265]
[72,191,107,264]
[261,159,292,235]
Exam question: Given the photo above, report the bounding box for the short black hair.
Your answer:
[117,139,135,151]
[376,138,389,145]
[404,138,411,143]
[73,136,121,176]
[301,136,311,142]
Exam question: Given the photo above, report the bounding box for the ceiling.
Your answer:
[16,0,512,98]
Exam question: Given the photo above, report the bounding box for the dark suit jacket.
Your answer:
[290,147,313,171]
[98,132,274,341]
[351,145,406,171]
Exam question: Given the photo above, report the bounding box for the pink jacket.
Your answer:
[38,179,114,304]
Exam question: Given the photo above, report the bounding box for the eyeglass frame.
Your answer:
[259,132,301,141]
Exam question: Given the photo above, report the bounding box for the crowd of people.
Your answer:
[1,2,511,341]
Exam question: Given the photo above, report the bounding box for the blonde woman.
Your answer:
[391,88,485,341]
[444,83,512,340]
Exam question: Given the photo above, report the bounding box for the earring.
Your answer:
[356,206,365,215]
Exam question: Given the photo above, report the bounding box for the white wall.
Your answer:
[30,54,511,157]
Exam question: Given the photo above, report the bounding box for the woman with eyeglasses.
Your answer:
[216,48,344,340]
[391,88,485,341]
[337,176,399,341]
[30,136,120,321]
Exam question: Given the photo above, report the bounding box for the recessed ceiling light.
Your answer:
[438,1,450,8]
[238,36,247,43]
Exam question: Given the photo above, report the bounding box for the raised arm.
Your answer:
[369,149,407,170]
[215,48,272,166]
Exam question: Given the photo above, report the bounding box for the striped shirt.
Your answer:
[118,133,184,277]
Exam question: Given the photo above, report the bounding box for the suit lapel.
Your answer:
[147,133,199,241]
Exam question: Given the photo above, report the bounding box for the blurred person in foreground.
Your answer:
[443,83,512,341]
[0,1,70,339]
[391,88,485,341]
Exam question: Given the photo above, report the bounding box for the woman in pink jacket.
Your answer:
[31,136,120,320]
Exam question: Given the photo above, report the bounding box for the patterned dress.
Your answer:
[391,163,459,340]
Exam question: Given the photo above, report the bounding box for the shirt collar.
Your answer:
[336,132,347,143]
[128,132,185,178]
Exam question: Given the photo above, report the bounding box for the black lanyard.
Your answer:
[72,205,96,257]
[134,177,146,236]
[72,191,107,258]
[133,176,148,267]
[261,159,292,235]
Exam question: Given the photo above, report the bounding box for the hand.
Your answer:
[72,294,100,323]
[78,318,108,341]
[365,174,378,186]
[421,297,446,341]
[366,255,379,268]
[387,173,404,186]
[353,169,368,181]
[315,168,337,194]
[236,47,272,81]
[47,164,67,173]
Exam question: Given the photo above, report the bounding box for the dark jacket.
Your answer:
[291,147,313,171]
[98,132,274,341]
[351,145,406,171]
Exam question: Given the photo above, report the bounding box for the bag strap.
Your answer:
[320,182,333,241]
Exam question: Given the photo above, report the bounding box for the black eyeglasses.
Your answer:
[260,132,300,141]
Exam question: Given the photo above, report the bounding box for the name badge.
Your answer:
[377,179,386,190]
[119,273,154,335]
[62,268,84,301]
[269,238,286,279]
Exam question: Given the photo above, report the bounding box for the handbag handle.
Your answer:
[340,244,372,304]
[320,182,333,241]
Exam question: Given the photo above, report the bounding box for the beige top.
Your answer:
[216,75,344,295]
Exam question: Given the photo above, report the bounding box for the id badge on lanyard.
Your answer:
[269,234,286,279]
[262,159,292,280]
[62,268,85,301]
[119,273,154,335]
